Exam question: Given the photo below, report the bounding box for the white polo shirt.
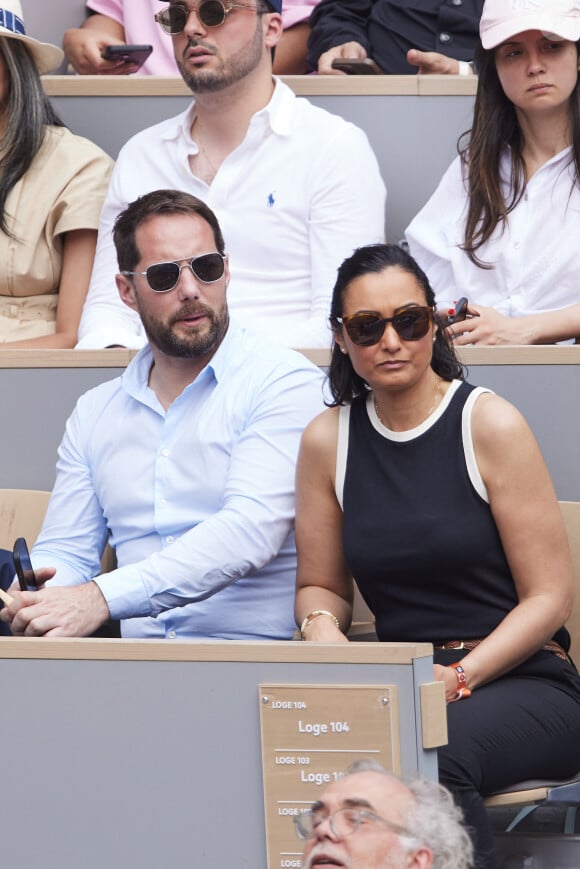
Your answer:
[78,78,386,349]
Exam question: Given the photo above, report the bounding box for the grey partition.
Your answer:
[0,638,439,869]
[44,76,477,243]
[0,350,130,490]
[1,346,579,498]
[26,0,85,73]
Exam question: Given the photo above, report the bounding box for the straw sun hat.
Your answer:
[0,0,63,74]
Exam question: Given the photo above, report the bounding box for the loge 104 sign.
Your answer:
[259,684,400,869]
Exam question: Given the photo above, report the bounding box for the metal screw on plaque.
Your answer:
[262,695,270,704]
[381,697,389,706]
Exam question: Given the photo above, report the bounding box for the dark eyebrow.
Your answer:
[310,797,376,813]
[343,798,374,810]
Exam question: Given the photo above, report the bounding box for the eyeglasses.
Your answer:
[336,306,434,346]
[294,807,412,841]
[155,1,261,32]
[122,253,226,292]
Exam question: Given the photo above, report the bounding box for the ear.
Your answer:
[263,10,283,49]
[407,846,434,868]
[223,254,231,289]
[116,274,139,313]
[332,324,347,355]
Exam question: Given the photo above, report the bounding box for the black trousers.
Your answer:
[436,648,580,869]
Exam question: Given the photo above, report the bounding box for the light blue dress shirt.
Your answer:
[33,326,325,639]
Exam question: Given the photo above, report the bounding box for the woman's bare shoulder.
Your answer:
[472,391,530,442]
[471,390,544,478]
[300,405,342,462]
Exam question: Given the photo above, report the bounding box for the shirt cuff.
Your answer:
[94,566,151,620]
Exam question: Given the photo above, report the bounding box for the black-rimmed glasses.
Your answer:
[122,252,226,292]
[294,807,412,841]
[155,1,262,32]
[336,306,434,346]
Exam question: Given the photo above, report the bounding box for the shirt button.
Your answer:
[162,448,169,457]
[168,630,177,639]
[439,32,452,44]
[166,535,174,544]
[514,242,520,249]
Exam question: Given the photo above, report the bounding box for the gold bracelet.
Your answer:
[300,609,341,638]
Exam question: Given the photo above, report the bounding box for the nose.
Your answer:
[176,263,202,300]
[379,321,403,351]
[312,815,340,843]
[183,6,209,38]
[526,47,545,75]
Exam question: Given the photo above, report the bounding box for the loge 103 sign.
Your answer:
[259,684,400,869]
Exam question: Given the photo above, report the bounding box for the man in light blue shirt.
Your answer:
[0,190,324,639]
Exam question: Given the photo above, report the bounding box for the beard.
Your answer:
[138,300,229,359]
[177,16,264,93]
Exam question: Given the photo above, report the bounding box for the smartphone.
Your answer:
[440,297,469,327]
[101,44,153,69]
[331,58,382,75]
[13,537,38,592]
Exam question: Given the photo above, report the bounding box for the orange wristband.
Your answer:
[449,662,472,700]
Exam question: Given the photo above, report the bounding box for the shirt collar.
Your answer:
[159,77,295,145]
[122,322,244,401]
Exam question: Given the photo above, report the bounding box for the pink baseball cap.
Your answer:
[480,0,580,50]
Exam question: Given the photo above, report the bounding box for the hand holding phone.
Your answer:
[101,44,153,70]
[331,58,382,75]
[439,297,469,327]
[13,537,38,592]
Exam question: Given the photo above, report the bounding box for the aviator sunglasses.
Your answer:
[122,252,226,292]
[155,1,262,32]
[336,306,434,346]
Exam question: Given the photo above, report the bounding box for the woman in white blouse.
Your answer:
[406,0,580,346]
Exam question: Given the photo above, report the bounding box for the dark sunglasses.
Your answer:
[155,1,260,32]
[336,306,434,346]
[122,252,226,292]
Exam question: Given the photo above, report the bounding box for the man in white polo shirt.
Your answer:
[77,0,386,350]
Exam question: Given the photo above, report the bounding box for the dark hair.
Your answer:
[327,244,465,406]
[0,38,64,237]
[113,189,226,273]
[460,39,580,266]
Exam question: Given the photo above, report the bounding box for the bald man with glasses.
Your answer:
[76,0,386,351]
[297,760,473,869]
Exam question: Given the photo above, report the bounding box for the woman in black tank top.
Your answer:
[295,243,580,869]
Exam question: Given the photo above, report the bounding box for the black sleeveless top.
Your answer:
[340,381,568,647]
